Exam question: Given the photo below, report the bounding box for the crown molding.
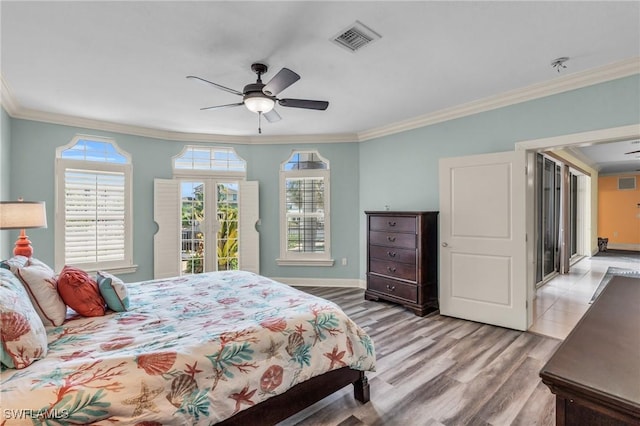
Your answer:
[0,75,19,116]
[357,57,640,141]
[2,57,638,144]
[4,104,359,144]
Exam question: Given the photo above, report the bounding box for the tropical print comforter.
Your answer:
[1,271,375,425]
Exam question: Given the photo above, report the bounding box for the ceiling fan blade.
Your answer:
[186,75,243,96]
[200,102,244,111]
[263,109,281,123]
[278,98,329,110]
[262,68,300,96]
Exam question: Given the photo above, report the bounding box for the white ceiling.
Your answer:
[1,1,639,170]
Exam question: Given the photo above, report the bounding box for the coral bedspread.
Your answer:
[1,271,375,425]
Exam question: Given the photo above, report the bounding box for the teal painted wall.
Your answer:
[7,119,360,282]
[5,74,640,282]
[359,74,640,277]
[1,108,11,259]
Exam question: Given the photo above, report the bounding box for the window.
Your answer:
[55,136,134,273]
[277,151,333,266]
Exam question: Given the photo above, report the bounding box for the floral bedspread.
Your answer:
[1,271,375,425]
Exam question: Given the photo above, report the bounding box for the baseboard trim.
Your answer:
[604,243,640,252]
[271,277,366,289]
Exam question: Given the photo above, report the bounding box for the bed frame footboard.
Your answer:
[219,367,369,425]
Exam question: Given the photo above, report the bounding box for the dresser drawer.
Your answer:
[367,275,417,303]
[369,245,416,264]
[369,231,416,249]
[370,259,416,281]
[369,215,416,233]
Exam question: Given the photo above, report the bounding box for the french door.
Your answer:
[180,180,240,274]
[153,179,259,279]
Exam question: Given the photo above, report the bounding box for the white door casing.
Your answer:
[439,150,529,331]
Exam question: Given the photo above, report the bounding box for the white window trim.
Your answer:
[172,145,246,179]
[277,151,334,266]
[55,135,136,273]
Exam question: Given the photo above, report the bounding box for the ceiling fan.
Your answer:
[187,63,329,133]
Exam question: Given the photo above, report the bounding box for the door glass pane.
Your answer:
[181,181,205,275]
[570,174,578,256]
[543,159,556,277]
[554,164,561,271]
[535,154,543,284]
[217,182,239,271]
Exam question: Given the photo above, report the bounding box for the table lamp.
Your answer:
[0,199,47,257]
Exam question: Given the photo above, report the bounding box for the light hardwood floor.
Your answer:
[282,286,560,426]
[281,253,637,425]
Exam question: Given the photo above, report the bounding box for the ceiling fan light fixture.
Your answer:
[244,93,275,113]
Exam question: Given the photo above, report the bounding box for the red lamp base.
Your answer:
[13,229,34,258]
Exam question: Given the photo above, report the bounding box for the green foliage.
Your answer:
[216,205,239,271]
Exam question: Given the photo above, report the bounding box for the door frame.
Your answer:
[516,123,640,316]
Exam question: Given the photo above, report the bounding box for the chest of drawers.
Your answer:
[365,211,438,316]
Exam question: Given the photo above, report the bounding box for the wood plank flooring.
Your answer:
[279,287,560,426]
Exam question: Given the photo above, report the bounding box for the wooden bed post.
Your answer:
[353,371,370,403]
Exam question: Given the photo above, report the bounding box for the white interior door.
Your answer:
[439,150,529,331]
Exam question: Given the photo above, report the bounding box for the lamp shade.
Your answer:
[244,93,275,113]
[0,201,48,229]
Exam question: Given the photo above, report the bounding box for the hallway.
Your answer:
[529,252,640,340]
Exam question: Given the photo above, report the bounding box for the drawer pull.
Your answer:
[387,251,397,258]
[386,284,396,292]
[387,267,397,273]
[387,236,396,242]
[388,221,396,227]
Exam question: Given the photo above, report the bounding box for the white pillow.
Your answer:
[15,262,67,326]
[0,268,48,369]
[0,255,29,273]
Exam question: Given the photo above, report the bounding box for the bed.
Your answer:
[0,268,375,425]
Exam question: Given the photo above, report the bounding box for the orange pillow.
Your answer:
[57,266,105,317]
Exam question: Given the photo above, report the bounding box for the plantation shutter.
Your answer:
[239,181,260,274]
[64,168,127,269]
[153,179,181,279]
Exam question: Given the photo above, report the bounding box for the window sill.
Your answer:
[82,264,138,275]
[276,258,335,267]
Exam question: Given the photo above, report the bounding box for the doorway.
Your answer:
[519,124,640,328]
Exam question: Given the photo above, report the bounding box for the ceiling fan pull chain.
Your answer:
[258,112,262,134]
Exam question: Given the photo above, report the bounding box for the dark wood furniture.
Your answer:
[219,368,369,425]
[365,211,438,316]
[540,276,640,426]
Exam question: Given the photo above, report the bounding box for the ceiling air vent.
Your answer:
[618,176,636,190]
[332,21,381,52]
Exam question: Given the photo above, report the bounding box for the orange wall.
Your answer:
[598,175,640,245]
